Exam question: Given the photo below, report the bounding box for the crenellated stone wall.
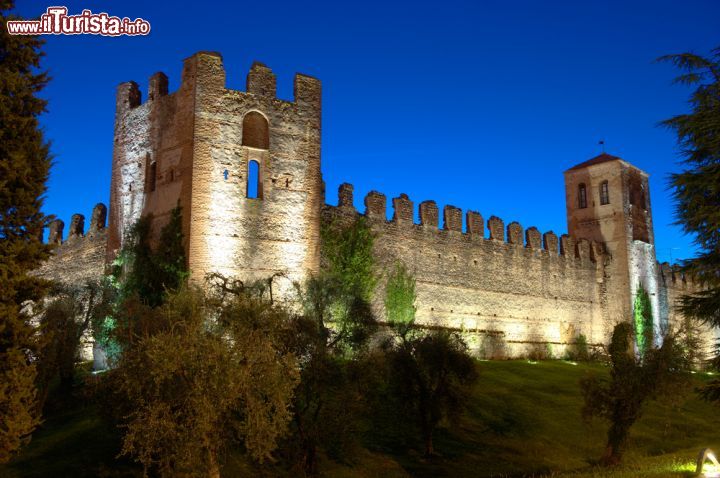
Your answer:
[35,203,108,286]
[322,183,717,358]
[325,184,610,356]
[34,203,109,362]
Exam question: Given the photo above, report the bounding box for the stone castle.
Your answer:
[36,51,715,358]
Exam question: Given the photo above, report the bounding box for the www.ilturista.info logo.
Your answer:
[6,7,150,36]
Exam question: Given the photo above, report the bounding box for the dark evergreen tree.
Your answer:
[659,47,720,327]
[0,0,53,463]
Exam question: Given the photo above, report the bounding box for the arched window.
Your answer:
[599,181,609,205]
[242,112,269,149]
[578,183,587,209]
[247,160,261,199]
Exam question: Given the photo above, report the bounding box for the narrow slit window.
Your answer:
[600,181,609,205]
[578,183,587,209]
[149,162,157,192]
[247,160,260,199]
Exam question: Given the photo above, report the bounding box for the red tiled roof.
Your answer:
[566,153,621,172]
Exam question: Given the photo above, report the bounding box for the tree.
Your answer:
[97,206,188,363]
[35,281,105,410]
[659,47,720,328]
[284,217,379,474]
[385,330,478,457]
[113,287,299,478]
[110,205,188,309]
[0,1,53,463]
[321,216,377,303]
[580,322,690,466]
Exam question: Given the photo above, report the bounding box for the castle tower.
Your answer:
[564,153,661,343]
[108,52,323,300]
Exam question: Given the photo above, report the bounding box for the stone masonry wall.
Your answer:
[34,203,109,361]
[324,184,610,357]
[185,54,323,300]
[35,203,108,286]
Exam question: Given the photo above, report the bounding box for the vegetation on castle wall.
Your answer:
[321,216,377,303]
[633,284,654,357]
[0,1,53,463]
[110,205,187,309]
[96,206,188,363]
[384,262,417,338]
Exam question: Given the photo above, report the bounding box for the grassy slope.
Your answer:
[331,360,720,478]
[3,360,719,477]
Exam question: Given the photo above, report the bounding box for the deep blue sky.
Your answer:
[14,0,720,263]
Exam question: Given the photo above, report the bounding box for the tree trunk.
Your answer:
[304,442,317,476]
[424,433,434,457]
[600,443,621,466]
[601,421,627,466]
[207,449,220,478]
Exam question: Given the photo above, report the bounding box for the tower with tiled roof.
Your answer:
[564,153,659,345]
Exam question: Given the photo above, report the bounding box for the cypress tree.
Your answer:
[0,0,53,463]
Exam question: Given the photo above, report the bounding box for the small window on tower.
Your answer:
[578,183,587,209]
[600,181,609,205]
[247,160,261,199]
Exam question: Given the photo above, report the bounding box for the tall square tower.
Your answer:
[108,52,323,299]
[564,153,661,341]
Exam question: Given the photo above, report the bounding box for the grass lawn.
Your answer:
[3,360,719,477]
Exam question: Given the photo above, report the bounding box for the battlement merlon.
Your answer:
[114,51,321,114]
[45,203,107,245]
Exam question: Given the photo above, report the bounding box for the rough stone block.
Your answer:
[576,238,590,260]
[393,194,413,224]
[419,201,438,229]
[466,211,484,237]
[116,81,140,111]
[488,216,504,241]
[89,203,107,234]
[294,73,321,108]
[48,219,64,245]
[149,72,168,101]
[364,191,386,219]
[661,262,672,282]
[246,61,276,97]
[590,241,604,263]
[526,227,541,249]
[560,234,576,258]
[443,205,462,232]
[338,183,354,209]
[69,214,85,239]
[507,222,523,245]
[543,231,558,254]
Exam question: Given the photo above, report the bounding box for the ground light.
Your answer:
[696,448,720,477]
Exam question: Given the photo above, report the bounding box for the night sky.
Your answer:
[13,0,720,263]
